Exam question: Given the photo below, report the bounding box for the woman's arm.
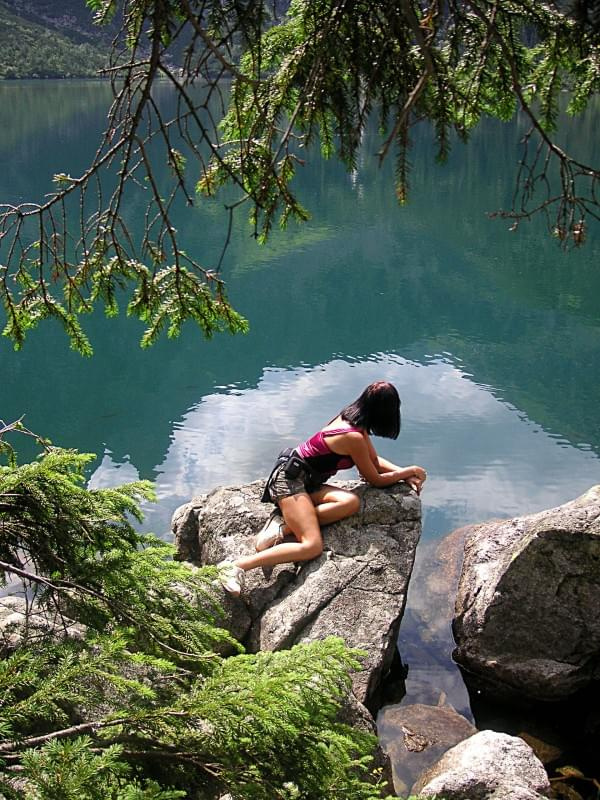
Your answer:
[365,435,400,473]
[339,432,427,491]
[365,434,426,492]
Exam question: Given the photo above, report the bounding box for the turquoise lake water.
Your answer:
[1,80,599,723]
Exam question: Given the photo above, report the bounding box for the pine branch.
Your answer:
[0,711,190,754]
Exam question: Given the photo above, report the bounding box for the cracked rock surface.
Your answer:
[172,479,421,706]
[453,485,600,700]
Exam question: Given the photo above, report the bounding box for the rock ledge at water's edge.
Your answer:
[172,479,421,708]
[453,485,600,701]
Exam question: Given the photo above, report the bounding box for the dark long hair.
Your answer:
[339,381,401,439]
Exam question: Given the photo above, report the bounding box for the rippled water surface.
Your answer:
[2,81,599,729]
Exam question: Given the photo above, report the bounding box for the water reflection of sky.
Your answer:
[88,353,599,718]
[89,353,599,539]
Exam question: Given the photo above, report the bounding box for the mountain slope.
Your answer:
[2,0,114,44]
[0,1,109,78]
[0,0,293,78]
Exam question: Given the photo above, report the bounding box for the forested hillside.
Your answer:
[2,0,108,39]
[0,0,292,79]
[0,2,109,78]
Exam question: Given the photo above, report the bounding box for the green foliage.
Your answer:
[0,433,392,800]
[86,0,119,26]
[1,247,248,356]
[20,737,186,799]
[0,447,152,580]
[0,446,234,664]
[126,264,249,349]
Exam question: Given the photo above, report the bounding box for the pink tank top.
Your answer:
[296,426,363,477]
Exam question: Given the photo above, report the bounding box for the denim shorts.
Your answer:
[267,462,324,503]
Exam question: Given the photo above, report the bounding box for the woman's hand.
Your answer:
[405,466,427,495]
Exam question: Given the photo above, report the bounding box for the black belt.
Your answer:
[261,448,325,503]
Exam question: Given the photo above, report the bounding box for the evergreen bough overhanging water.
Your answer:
[1,1,600,354]
[0,427,393,800]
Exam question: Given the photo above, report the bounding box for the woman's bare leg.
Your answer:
[235,492,323,571]
[310,484,360,525]
[277,485,360,536]
[235,487,359,572]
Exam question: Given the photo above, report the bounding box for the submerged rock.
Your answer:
[406,525,472,649]
[517,732,562,766]
[377,701,477,795]
[453,486,600,701]
[398,524,475,713]
[412,729,551,800]
[172,479,421,707]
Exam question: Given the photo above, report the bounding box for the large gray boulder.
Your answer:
[172,479,421,706]
[412,730,551,800]
[453,485,600,700]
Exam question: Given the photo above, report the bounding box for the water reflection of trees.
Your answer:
[1,83,599,472]
[0,81,112,151]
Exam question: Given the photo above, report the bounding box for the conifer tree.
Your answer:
[0,423,393,800]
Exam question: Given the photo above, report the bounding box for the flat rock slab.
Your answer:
[172,479,421,706]
[453,485,600,700]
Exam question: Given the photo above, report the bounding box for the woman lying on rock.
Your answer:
[218,381,427,595]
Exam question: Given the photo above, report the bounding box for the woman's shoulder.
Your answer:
[322,417,365,436]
